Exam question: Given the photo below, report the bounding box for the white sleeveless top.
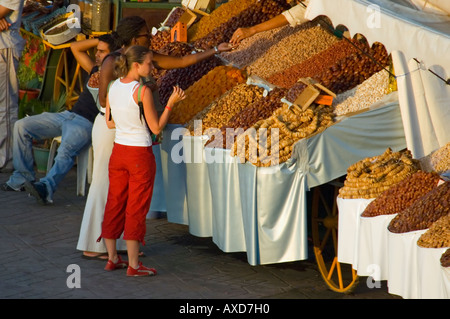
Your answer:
[108,79,152,147]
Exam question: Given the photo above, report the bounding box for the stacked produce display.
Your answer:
[153,0,449,294]
[338,148,420,199]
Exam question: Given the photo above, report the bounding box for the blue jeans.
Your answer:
[6,111,93,201]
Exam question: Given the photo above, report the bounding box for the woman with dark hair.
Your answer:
[77,16,233,260]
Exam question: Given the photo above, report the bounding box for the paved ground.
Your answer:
[0,167,399,303]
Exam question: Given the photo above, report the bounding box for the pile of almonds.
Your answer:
[361,171,441,217]
[417,214,450,248]
[339,148,420,199]
[388,181,450,233]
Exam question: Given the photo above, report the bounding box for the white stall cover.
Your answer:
[305,0,450,159]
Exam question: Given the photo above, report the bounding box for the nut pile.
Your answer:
[361,171,441,217]
[188,0,256,42]
[339,148,420,199]
[441,248,450,267]
[157,56,222,106]
[206,87,288,149]
[186,83,265,136]
[150,30,171,52]
[231,103,335,166]
[419,142,450,175]
[220,24,301,68]
[417,214,450,248]
[270,39,357,90]
[168,66,247,124]
[276,40,388,98]
[246,24,339,80]
[333,69,390,116]
[388,181,450,233]
[193,0,291,50]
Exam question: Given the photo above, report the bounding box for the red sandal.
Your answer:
[126,262,157,277]
[104,255,129,271]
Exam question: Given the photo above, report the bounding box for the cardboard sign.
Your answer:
[171,22,187,42]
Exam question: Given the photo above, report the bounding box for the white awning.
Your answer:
[305,0,450,71]
[305,0,450,159]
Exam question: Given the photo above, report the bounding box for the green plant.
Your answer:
[19,91,67,118]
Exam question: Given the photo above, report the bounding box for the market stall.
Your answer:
[152,0,449,297]
[303,0,450,298]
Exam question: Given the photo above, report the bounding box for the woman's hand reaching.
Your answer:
[167,86,186,108]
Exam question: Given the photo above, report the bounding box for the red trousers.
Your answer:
[99,143,155,245]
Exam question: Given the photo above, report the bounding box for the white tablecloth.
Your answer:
[183,135,213,237]
[160,124,189,225]
[336,196,374,266]
[205,148,247,254]
[416,246,449,299]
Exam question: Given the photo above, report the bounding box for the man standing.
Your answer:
[0,0,25,172]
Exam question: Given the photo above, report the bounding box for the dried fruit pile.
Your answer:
[151,42,195,82]
[186,83,265,136]
[417,214,450,249]
[206,87,288,149]
[361,171,441,217]
[150,30,171,52]
[188,0,256,42]
[193,0,290,50]
[339,148,420,199]
[168,66,246,125]
[231,103,335,167]
[157,56,222,106]
[275,40,389,98]
[388,181,450,233]
[441,249,450,267]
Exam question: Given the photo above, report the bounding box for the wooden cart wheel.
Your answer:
[311,181,359,293]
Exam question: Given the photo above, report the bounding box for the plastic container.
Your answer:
[91,0,110,32]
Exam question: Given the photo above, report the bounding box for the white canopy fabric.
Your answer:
[305,0,450,158]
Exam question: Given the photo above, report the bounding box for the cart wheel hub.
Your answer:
[323,215,338,229]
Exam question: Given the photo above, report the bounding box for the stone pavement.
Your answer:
[0,167,399,301]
